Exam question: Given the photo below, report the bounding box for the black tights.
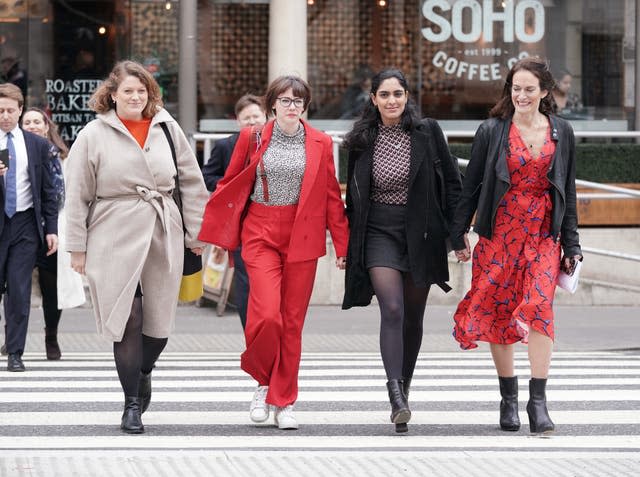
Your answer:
[113,296,168,396]
[38,266,61,330]
[369,267,430,381]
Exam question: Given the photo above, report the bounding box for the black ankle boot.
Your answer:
[45,327,61,360]
[121,396,145,434]
[394,377,413,433]
[498,376,520,431]
[387,379,411,430]
[527,378,554,434]
[139,371,152,414]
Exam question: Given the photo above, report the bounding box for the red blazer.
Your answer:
[201,119,349,263]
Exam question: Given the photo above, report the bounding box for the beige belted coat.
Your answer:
[65,109,208,341]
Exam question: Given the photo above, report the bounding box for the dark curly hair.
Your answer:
[343,68,420,151]
[489,57,557,119]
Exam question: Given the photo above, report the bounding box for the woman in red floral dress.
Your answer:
[449,57,582,435]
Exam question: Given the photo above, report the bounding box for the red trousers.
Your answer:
[240,202,318,407]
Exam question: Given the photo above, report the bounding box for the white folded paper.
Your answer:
[557,260,582,294]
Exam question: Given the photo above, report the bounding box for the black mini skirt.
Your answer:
[365,202,410,272]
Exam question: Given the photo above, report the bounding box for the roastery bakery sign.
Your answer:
[423,0,545,81]
[45,79,102,142]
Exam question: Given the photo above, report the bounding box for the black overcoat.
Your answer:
[342,118,462,309]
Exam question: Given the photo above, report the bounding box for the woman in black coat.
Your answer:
[342,68,462,432]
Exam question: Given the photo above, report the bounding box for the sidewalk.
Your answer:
[16,303,640,355]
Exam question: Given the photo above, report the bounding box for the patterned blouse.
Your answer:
[370,123,411,205]
[251,121,306,206]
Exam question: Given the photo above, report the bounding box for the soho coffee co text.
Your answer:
[423,0,545,81]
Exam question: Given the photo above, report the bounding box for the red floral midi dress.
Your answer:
[453,123,561,350]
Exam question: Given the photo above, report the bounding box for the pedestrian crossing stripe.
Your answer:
[0,435,638,450]
[0,351,638,455]
[0,410,638,425]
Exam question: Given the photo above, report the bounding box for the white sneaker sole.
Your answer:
[275,418,298,430]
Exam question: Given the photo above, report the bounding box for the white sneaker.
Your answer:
[274,405,298,430]
[249,386,270,423]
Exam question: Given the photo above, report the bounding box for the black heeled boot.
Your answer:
[121,396,145,434]
[395,377,413,433]
[387,379,411,433]
[45,327,61,360]
[139,371,152,414]
[527,378,555,434]
[498,376,520,431]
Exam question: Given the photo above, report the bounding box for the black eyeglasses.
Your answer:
[276,97,305,108]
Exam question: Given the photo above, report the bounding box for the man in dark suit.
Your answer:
[0,83,58,371]
[202,94,266,329]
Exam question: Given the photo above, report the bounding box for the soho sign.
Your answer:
[422,0,545,81]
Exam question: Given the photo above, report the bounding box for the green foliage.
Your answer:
[448,143,640,183]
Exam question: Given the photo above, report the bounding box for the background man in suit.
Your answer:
[202,94,266,329]
[0,83,58,371]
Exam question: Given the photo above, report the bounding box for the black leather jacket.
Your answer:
[450,115,582,258]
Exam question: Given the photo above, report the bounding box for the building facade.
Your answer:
[0,0,638,140]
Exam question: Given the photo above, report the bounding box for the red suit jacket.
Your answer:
[199,119,349,262]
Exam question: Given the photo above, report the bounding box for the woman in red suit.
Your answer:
[200,76,348,430]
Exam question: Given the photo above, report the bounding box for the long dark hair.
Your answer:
[343,68,420,151]
[489,57,556,119]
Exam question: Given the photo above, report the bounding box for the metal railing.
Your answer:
[191,129,640,199]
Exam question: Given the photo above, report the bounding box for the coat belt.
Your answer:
[96,186,176,271]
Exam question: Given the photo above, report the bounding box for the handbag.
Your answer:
[198,125,264,250]
[160,122,203,302]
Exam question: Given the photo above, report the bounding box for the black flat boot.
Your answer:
[527,378,554,435]
[395,377,413,433]
[387,379,410,433]
[498,376,520,431]
[139,371,152,414]
[121,396,145,434]
[45,327,61,360]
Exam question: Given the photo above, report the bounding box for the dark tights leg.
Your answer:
[369,267,406,380]
[114,297,143,396]
[401,276,430,383]
[38,267,61,331]
[369,267,429,381]
[141,334,168,374]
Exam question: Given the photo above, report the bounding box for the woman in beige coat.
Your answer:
[65,60,208,434]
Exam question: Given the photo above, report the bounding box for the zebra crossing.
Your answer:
[0,350,639,476]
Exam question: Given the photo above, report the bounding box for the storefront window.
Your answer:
[307,0,636,127]
[0,0,180,142]
[1,1,636,133]
[197,0,269,119]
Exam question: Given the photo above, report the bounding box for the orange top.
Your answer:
[120,117,152,148]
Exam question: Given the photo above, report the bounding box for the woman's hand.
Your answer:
[190,247,204,256]
[454,233,471,262]
[336,256,346,270]
[70,252,86,275]
[561,254,583,275]
[213,246,226,264]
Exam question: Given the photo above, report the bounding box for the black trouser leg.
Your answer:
[38,260,61,331]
